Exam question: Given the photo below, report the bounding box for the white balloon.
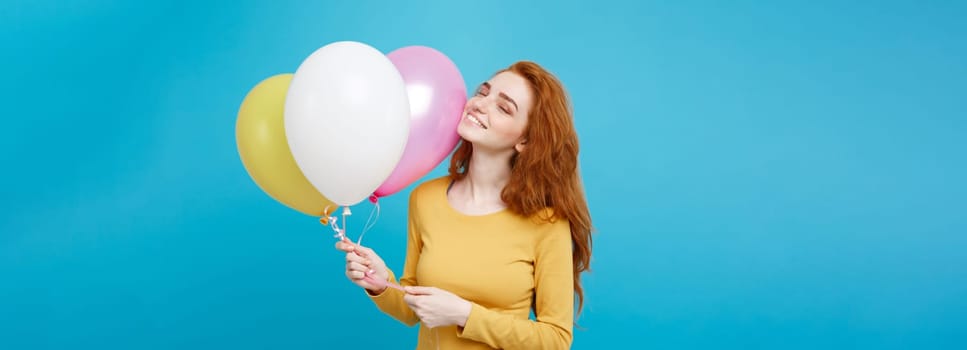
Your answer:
[284,41,410,206]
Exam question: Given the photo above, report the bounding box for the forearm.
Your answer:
[456,303,572,350]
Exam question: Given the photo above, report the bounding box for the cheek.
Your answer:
[492,118,527,140]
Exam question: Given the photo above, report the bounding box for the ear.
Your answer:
[515,139,527,153]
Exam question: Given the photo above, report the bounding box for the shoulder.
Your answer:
[406,175,451,210]
[528,208,572,241]
[410,175,449,200]
[528,207,566,226]
[530,208,572,259]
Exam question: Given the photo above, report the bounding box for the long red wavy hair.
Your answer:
[448,61,593,315]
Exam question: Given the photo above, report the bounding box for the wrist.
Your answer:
[455,299,472,327]
[366,285,387,296]
[364,273,389,296]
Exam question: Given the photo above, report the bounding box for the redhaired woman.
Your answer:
[337,61,593,349]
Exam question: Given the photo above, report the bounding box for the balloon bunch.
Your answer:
[236,41,466,245]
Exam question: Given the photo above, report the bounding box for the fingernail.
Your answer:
[367,269,375,275]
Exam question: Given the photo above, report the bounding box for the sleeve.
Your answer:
[366,187,423,327]
[455,219,575,349]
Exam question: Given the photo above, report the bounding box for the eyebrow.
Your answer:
[481,82,519,111]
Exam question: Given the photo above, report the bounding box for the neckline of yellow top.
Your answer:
[442,178,510,219]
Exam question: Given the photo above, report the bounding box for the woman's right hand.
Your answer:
[335,238,390,295]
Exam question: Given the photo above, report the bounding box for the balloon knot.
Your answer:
[369,194,379,204]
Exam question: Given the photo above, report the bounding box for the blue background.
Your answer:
[2,0,965,349]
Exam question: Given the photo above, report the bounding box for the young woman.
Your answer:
[337,61,593,349]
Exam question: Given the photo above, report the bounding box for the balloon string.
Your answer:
[355,200,380,246]
[433,327,440,350]
[322,198,379,245]
[342,206,351,241]
[322,205,348,241]
[323,199,395,287]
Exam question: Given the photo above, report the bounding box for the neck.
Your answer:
[462,147,514,204]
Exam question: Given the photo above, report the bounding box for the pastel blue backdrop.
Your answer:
[2,0,965,349]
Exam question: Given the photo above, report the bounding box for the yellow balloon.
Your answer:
[236,74,338,219]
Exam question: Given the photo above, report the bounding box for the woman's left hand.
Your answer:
[403,286,472,329]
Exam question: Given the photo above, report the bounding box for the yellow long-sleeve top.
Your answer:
[368,176,574,349]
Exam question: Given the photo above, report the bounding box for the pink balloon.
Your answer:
[374,46,466,197]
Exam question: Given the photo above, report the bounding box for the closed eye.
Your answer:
[475,83,490,97]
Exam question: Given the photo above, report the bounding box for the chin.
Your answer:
[456,124,480,143]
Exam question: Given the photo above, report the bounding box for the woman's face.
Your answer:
[457,71,533,153]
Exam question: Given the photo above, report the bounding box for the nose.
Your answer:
[469,96,487,114]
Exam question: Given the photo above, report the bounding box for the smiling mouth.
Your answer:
[467,113,487,129]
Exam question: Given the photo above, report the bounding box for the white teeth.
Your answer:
[467,114,486,129]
